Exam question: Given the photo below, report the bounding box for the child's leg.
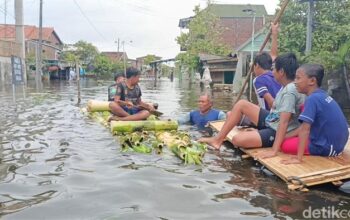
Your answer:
[231,130,263,148]
[199,100,260,149]
[281,137,310,155]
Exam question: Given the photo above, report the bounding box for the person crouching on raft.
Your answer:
[109,67,155,121]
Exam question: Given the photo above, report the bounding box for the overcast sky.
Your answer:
[2,0,279,59]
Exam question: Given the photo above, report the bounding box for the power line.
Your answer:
[73,0,107,41]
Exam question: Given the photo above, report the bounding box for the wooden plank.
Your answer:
[209,121,350,188]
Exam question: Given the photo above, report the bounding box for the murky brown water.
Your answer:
[0,78,349,219]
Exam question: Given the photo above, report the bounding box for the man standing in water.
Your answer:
[109,67,154,121]
[178,93,226,130]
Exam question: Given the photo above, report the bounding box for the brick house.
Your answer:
[0,24,63,83]
[178,4,270,85]
[0,24,63,60]
[179,4,269,50]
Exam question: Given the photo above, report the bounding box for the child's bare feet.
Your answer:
[198,137,223,150]
[108,116,120,122]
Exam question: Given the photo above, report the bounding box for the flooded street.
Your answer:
[0,78,349,219]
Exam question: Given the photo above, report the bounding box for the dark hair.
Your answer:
[126,67,141,79]
[274,52,298,80]
[299,64,324,87]
[253,52,272,70]
[114,72,125,81]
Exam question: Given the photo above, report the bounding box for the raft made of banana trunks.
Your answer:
[85,100,207,165]
[209,121,350,191]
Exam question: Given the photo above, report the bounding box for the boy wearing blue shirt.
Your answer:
[252,23,282,110]
[282,64,349,164]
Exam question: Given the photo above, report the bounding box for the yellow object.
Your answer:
[87,100,111,112]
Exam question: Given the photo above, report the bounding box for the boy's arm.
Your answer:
[270,22,279,61]
[259,112,291,158]
[263,93,274,110]
[281,122,310,164]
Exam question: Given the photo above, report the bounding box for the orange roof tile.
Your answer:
[0,24,62,44]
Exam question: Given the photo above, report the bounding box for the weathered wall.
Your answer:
[0,56,12,85]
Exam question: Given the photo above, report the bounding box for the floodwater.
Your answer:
[0,78,349,220]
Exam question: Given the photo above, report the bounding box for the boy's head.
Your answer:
[295,64,324,94]
[253,52,272,75]
[273,53,298,82]
[114,72,125,83]
[126,67,141,85]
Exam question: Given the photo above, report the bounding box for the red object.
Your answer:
[281,137,310,155]
[48,66,59,71]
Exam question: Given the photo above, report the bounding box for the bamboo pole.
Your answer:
[234,0,290,104]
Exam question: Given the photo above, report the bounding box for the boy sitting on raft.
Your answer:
[279,64,349,164]
[109,67,155,121]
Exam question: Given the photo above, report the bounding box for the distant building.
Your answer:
[199,53,238,84]
[179,4,269,50]
[0,24,63,60]
[0,24,64,83]
[136,55,162,71]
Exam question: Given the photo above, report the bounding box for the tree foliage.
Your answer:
[278,0,350,70]
[175,2,231,70]
[143,54,157,65]
[93,54,124,78]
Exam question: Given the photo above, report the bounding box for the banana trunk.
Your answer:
[111,121,178,133]
[87,100,111,112]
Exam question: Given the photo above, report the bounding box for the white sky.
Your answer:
[2,0,279,59]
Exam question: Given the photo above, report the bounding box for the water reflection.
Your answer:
[0,78,349,219]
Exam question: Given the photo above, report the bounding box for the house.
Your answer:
[178,4,270,85]
[179,4,269,50]
[0,24,63,60]
[0,24,64,83]
[199,53,238,85]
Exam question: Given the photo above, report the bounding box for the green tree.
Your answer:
[74,40,99,65]
[93,54,114,78]
[143,54,157,65]
[278,0,350,70]
[175,2,231,70]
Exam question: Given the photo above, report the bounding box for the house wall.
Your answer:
[210,71,223,84]
[0,56,13,85]
[219,17,265,49]
[0,41,20,57]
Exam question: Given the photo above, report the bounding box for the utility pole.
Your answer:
[122,40,126,76]
[15,0,26,83]
[117,38,120,52]
[4,0,6,38]
[36,0,43,86]
[305,0,314,53]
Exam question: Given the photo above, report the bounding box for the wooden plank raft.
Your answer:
[209,121,350,190]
